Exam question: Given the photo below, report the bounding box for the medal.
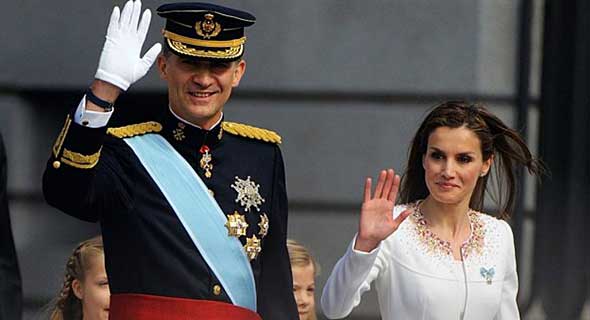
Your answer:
[199,145,213,178]
[258,213,269,237]
[231,176,264,212]
[244,235,262,260]
[225,211,248,237]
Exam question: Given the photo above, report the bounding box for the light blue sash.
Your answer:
[124,134,256,311]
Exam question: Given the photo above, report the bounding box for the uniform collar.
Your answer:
[160,108,224,151]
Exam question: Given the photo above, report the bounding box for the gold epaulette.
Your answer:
[107,121,163,138]
[222,121,282,144]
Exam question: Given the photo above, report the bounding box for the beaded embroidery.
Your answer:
[410,202,485,259]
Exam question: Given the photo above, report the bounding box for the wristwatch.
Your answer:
[86,89,115,112]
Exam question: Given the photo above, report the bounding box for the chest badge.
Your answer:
[258,213,269,237]
[244,235,262,260]
[480,267,495,285]
[231,176,265,212]
[225,211,249,237]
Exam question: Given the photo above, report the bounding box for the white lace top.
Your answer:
[320,203,519,320]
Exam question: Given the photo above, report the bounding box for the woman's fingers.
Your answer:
[373,170,387,199]
[363,169,399,203]
[387,174,401,202]
[381,169,395,198]
[363,177,372,203]
[365,169,399,200]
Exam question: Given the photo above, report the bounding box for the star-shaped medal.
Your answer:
[244,235,262,260]
[231,176,265,212]
[224,211,248,237]
[258,213,269,237]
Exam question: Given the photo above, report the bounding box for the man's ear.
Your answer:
[157,54,168,80]
[72,279,84,300]
[231,59,246,87]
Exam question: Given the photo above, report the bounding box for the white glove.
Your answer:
[95,0,162,91]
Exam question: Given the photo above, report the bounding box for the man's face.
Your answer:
[157,53,246,129]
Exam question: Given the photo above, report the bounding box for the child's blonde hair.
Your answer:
[50,236,104,320]
[287,239,319,276]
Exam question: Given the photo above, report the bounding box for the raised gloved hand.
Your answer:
[94,0,162,91]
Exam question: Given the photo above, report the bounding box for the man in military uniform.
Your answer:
[43,1,298,319]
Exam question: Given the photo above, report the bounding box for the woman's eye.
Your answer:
[430,152,443,160]
[458,155,472,163]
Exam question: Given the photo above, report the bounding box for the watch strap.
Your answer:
[86,89,115,112]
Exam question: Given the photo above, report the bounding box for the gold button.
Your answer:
[213,284,222,296]
[52,161,61,169]
[208,189,215,197]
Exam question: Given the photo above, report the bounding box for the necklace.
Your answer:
[411,201,485,259]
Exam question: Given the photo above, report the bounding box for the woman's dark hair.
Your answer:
[399,101,545,219]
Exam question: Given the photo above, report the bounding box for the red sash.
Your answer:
[109,294,262,320]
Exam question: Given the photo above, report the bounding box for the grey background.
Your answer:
[1,0,585,319]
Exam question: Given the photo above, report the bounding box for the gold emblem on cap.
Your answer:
[244,235,262,260]
[232,176,265,212]
[195,13,222,39]
[225,211,249,237]
[258,213,269,237]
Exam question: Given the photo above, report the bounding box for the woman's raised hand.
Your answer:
[354,169,412,252]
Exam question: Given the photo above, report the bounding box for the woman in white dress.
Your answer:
[321,101,545,320]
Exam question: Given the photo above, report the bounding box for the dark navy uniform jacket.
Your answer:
[1,134,23,320]
[43,109,298,319]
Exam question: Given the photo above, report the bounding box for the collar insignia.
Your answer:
[172,122,186,141]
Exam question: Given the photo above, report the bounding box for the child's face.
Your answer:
[73,253,110,320]
[292,263,316,320]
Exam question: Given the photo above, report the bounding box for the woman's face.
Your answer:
[73,253,110,320]
[423,126,491,207]
[292,263,316,320]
